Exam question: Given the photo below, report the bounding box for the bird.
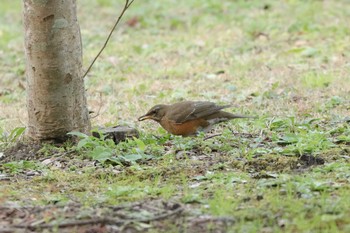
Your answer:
[138,101,255,136]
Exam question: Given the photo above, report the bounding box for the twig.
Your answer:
[13,218,123,229]
[190,216,235,225]
[139,206,184,222]
[82,0,135,79]
[203,133,222,141]
[204,133,222,141]
[39,150,75,165]
[0,228,18,233]
[90,92,103,119]
[10,205,183,230]
[110,201,144,211]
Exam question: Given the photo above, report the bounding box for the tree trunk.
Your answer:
[23,0,90,141]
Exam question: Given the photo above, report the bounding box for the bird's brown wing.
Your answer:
[167,101,230,124]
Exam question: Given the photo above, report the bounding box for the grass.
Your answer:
[1,0,350,232]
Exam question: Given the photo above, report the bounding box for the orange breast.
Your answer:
[160,117,209,136]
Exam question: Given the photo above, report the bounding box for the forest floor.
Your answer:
[1,1,350,232]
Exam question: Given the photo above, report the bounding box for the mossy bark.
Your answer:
[23,0,90,141]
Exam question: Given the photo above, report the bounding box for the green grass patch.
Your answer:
[1,0,350,232]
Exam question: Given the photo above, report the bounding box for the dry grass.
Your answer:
[1,1,350,232]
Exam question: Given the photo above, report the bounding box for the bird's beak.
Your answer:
[138,114,152,121]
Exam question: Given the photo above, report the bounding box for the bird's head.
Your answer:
[138,104,168,122]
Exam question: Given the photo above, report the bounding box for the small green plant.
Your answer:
[0,126,25,149]
[300,72,333,88]
[268,117,314,133]
[276,130,334,156]
[68,131,159,165]
[325,96,343,109]
[2,160,41,174]
[266,117,334,156]
[208,189,237,216]
[68,131,119,164]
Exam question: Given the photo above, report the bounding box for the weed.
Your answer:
[1,160,42,174]
[1,0,350,232]
[0,126,25,149]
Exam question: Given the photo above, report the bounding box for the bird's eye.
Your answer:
[150,108,159,114]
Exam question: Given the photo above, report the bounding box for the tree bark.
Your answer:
[23,0,90,141]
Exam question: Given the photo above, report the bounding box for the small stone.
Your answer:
[42,158,53,165]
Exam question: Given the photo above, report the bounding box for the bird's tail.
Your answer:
[229,114,257,119]
[218,111,257,120]
[208,111,257,122]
